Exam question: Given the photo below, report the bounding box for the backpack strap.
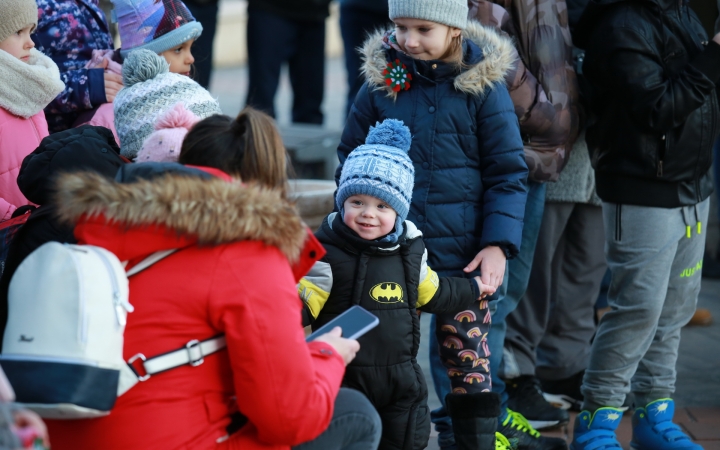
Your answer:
[127,335,227,382]
[126,249,177,277]
[124,248,227,382]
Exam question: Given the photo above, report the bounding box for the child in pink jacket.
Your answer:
[0,0,64,221]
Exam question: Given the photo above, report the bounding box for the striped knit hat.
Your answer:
[336,119,414,222]
[113,0,203,58]
[114,49,221,159]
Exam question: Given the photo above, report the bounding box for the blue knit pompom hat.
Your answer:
[336,119,414,222]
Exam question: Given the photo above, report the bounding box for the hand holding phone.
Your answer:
[313,327,360,366]
[306,306,379,365]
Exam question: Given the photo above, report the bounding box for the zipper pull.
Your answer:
[686,225,692,238]
[113,292,134,326]
[697,221,702,234]
[657,160,664,177]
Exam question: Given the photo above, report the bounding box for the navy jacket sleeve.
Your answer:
[476,82,529,258]
[47,68,106,114]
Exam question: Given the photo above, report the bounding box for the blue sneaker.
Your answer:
[570,407,624,450]
[631,399,702,449]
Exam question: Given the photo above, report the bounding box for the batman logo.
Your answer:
[370,282,404,303]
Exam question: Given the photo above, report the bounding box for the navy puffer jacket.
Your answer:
[337,22,528,276]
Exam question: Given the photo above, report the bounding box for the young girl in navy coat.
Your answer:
[337,0,528,448]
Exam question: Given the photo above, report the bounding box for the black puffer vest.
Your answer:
[313,214,425,366]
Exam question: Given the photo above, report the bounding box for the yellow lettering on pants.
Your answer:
[680,260,703,278]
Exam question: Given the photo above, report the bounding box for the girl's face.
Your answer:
[160,39,195,76]
[394,18,460,61]
[0,25,35,62]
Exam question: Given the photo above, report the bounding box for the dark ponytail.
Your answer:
[179,107,289,197]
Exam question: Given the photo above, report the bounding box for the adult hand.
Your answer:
[472,276,497,299]
[464,246,506,289]
[103,68,124,103]
[13,409,50,449]
[713,32,720,45]
[313,327,360,366]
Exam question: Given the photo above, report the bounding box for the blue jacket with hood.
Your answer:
[337,22,528,276]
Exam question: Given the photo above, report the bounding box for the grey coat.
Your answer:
[545,132,601,205]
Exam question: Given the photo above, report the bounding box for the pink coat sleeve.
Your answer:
[0,199,15,221]
[208,242,345,446]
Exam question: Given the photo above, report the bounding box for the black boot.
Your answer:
[446,391,500,450]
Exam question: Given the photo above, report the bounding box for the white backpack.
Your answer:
[0,242,226,419]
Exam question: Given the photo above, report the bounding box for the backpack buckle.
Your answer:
[186,339,204,366]
[128,353,151,381]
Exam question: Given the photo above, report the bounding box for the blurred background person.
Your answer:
[338,0,388,116]
[244,0,332,124]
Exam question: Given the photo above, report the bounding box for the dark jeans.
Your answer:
[503,203,606,382]
[490,180,547,412]
[339,4,389,116]
[245,8,325,124]
[185,0,219,89]
[292,388,382,450]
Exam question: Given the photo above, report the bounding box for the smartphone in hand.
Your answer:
[306,306,379,342]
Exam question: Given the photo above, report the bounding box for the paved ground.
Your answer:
[209,57,348,130]
[209,60,720,449]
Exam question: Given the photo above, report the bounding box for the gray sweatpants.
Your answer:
[503,203,606,381]
[581,199,709,410]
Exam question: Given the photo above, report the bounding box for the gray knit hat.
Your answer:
[337,119,415,222]
[114,49,222,159]
[389,0,468,29]
[0,0,38,43]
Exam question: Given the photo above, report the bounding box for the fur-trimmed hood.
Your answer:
[360,20,516,99]
[55,172,308,263]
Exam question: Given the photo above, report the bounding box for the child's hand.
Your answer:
[102,59,124,103]
[464,246,507,289]
[13,409,49,449]
[472,276,497,299]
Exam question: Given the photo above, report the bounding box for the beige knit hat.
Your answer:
[0,0,38,43]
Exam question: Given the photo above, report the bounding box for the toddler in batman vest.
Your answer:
[299,119,495,450]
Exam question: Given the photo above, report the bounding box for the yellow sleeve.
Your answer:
[298,260,333,319]
[417,266,440,308]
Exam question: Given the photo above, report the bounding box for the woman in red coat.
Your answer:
[46,108,381,450]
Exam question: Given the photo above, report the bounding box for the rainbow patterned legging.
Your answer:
[434,299,492,394]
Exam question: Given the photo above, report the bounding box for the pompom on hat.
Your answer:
[136,102,199,163]
[114,49,222,159]
[0,0,38,43]
[389,0,468,30]
[336,119,414,223]
[112,0,203,58]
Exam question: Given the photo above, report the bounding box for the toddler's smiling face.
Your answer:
[343,194,397,241]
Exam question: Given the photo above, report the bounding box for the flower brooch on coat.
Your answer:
[384,59,412,92]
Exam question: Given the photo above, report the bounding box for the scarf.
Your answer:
[0,48,65,118]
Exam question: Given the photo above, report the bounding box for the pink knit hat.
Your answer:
[136,103,199,163]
